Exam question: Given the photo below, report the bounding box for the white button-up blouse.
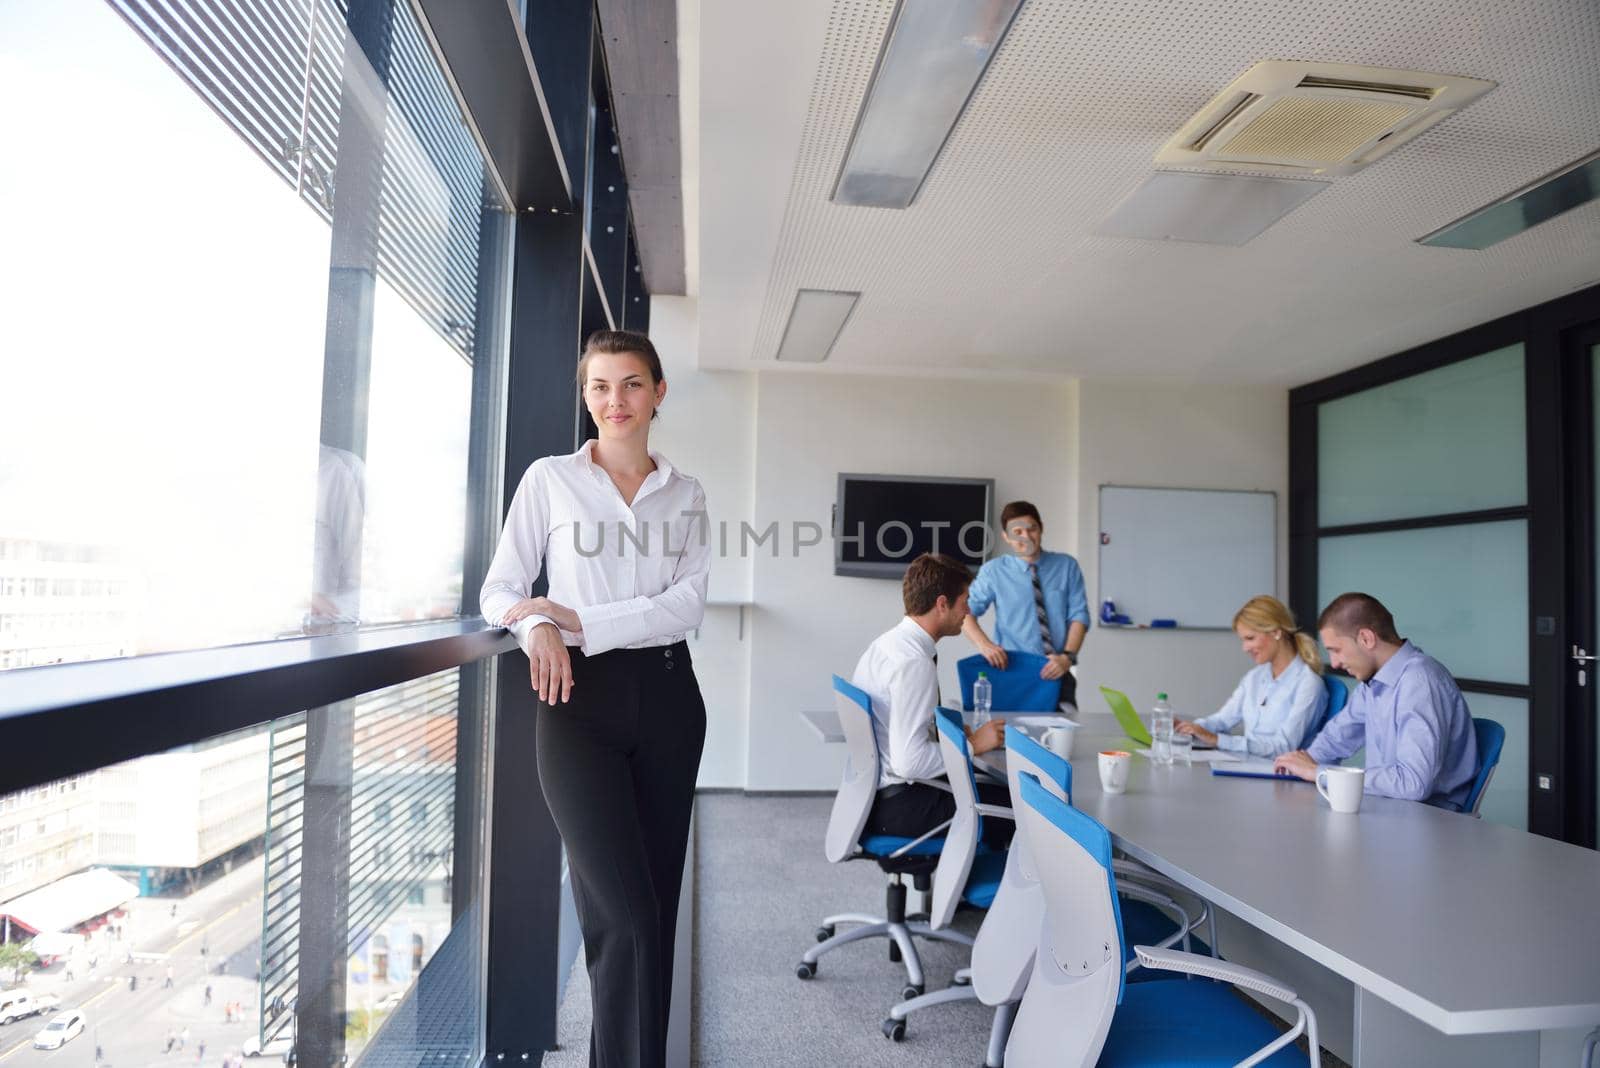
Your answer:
[479,441,710,657]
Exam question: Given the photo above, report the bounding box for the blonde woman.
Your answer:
[1176,595,1328,758]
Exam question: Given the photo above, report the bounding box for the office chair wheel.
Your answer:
[888,942,902,963]
[814,925,834,943]
[881,1018,906,1042]
[795,962,816,980]
[901,983,923,1001]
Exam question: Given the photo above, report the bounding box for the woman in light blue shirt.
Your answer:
[1176,595,1328,758]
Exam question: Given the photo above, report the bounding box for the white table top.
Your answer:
[1000,713,1600,1036]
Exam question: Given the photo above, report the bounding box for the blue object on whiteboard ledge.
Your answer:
[1101,600,1134,625]
[1150,619,1178,628]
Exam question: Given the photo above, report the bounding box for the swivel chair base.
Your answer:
[797,876,972,1000]
[881,973,1016,1066]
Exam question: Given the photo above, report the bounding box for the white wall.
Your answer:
[648,296,754,787]
[648,301,1290,789]
[741,373,1078,790]
[1071,379,1290,725]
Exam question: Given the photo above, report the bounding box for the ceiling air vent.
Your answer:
[1158,61,1495,176]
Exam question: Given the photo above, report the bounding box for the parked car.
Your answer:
[242,1033,292,1058]
[33,1010,85,1050]
[0,991,58,1026]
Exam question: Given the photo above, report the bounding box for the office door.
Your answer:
[1561,326,1600,848]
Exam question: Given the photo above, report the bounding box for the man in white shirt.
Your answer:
[854,554,1008,848]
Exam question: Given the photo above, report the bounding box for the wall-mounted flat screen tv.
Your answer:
[834,473,994,579]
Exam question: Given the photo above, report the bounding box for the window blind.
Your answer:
[107,0,491,360]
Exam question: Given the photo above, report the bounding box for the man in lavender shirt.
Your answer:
[1274,593,1478,811]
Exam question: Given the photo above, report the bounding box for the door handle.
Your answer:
[1572,645,1598,663]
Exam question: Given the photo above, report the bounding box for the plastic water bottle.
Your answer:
[973,672,993,729]
[1151,692,1174,765]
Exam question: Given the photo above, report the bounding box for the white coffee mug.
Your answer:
[1316,766,1365,813]
[1044,723,1076,760]
[1098,750,1131,794]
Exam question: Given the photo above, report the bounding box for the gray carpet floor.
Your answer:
[544,793,994,1065]
[692,793,996,1066]
[547,793,1337,1067]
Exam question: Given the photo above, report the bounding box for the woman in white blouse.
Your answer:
[480,330,709,1067]
[1176,595,1329,758]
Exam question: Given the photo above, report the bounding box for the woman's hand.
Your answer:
[527,622,574,704]
[502,596,583,633]
[1175,721,1217,746]
[978,639,1008,670]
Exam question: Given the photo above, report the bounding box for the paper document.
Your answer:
[1005,714,1073,731]
[1133,748,1241,764]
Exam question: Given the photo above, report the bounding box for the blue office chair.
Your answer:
[798,677,975,1000]
[1465,717,1506,817]
[957,652,1061,712]
[1007,772,1319,1067]
[888,722,1210,1060]
[1300,673,1349,749]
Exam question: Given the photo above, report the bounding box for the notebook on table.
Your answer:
[1210,759,1308,781]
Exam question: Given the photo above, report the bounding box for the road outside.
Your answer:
[0,859,266,1068]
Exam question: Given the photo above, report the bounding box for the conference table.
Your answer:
[801,707,1600,1066]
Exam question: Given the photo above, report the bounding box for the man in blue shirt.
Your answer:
[961,500,1090,708]
[1274,592,1478,810]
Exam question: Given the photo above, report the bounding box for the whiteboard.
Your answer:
[1097,485,1276,630]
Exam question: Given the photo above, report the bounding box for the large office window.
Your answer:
[0,663,491,1068]
[1,0,645,1055]
[1309,344,1530,829]
[0,0,511,672]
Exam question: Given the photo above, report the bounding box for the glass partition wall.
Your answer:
[1291,286,1600,844]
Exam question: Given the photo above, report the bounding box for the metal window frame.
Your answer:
[0,620,513,796]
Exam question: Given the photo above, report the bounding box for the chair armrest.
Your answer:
[1116,883,1191,971]
[974,803,1014,821]
[1133,946,1297,1004]
[888,817,953,858]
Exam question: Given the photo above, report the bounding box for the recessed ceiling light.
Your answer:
[832,0,1026,209]
[1418,148,1600,250]
[775,290,860,362]
[1095,171,1329,245]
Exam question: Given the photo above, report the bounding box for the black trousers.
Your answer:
[535,641,706,1068]
[865,777,1015,851]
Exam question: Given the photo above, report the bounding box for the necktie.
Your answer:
[1029,562,1054,654]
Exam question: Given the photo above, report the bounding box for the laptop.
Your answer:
[1099,686,1152,747]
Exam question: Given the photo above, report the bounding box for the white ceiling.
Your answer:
[695,0,1600,384]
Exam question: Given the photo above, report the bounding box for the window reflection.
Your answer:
[0,0,509,669]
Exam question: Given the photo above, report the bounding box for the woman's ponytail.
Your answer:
[1292,629,1324,675]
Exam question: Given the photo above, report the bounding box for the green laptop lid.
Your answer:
[1100,685,1152,747]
